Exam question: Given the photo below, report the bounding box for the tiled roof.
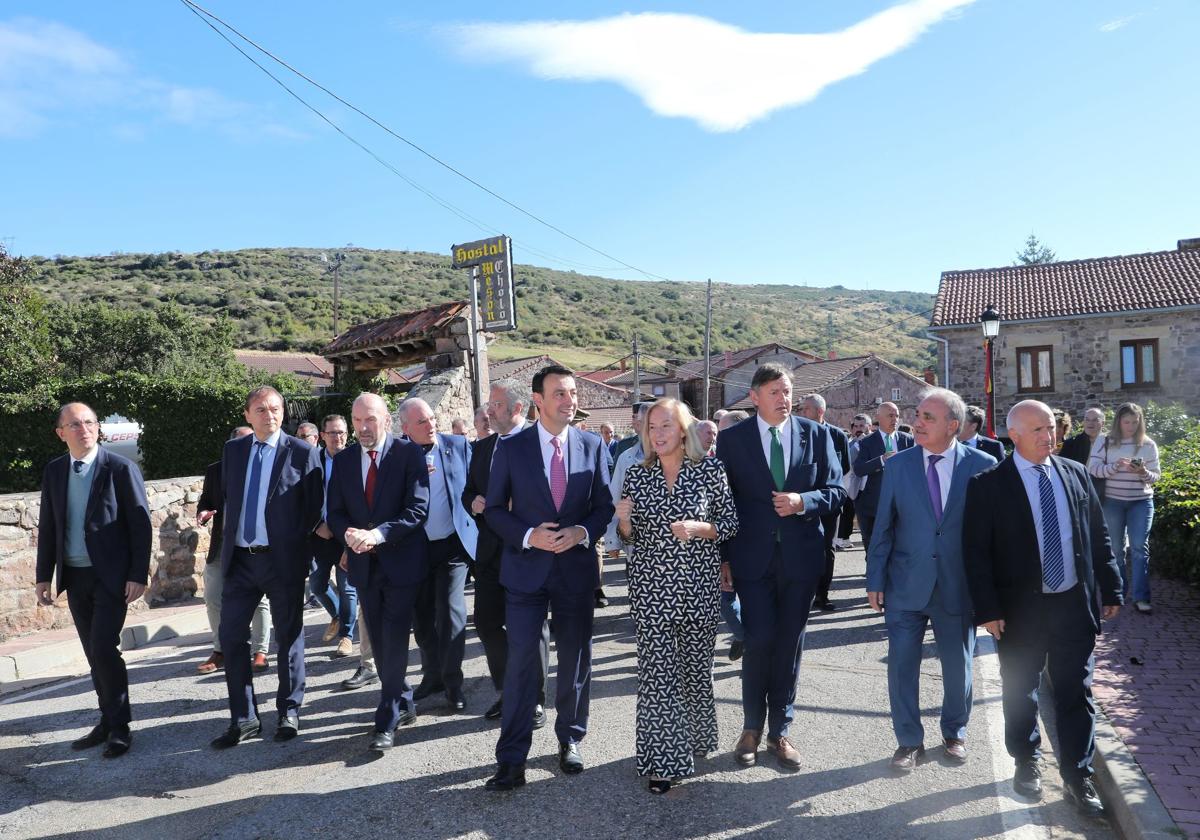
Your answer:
[488,354,559,380]
[673,343,822,379]
[724,355,926,410]
[579,369,626,384]
[576,405,637,432]
[321,301,469,357]
[931,244,1200,328]
[235,350,412,387]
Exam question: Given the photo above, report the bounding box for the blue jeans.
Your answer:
[720,590,744,642]
[309,537,358,640]
[1103,497,1153,603]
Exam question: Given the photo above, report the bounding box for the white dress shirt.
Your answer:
[359,437,388,543]
[920,443,956,514]
[756,414,791,480]
[522,422,588,550]
[236,429,281,548]
[1012,451,1078,593]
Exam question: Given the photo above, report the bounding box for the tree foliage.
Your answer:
[1013,234,1057,266]
[0,243,59,393]
[1151,425,1200,586]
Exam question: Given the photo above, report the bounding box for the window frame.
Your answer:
[1119,339,1160,387]
[1015,345,1055,394]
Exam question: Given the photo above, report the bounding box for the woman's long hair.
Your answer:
[1108,402,1148,446]
[639,398,707,468]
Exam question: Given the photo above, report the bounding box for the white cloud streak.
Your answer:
[450,1,977,132]
[1099,15,1139,32]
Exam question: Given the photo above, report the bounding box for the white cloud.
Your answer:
[1099,15,1139,32]
[450,1,977,132]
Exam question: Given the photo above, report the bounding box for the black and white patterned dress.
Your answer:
[623,455,738,779]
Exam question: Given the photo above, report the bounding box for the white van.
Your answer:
[100,414,142,466]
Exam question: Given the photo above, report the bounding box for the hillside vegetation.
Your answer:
[30,248,937,371]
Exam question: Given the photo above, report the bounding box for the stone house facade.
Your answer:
[929,239,1200,436]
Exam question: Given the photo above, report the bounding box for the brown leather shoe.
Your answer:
[252,652,269,672]
[734,729,761,767]
[943,738,967,764]
[767,735,801,771]
[196,652,223,674]
[321,618,340,643]
[890,745,925,773]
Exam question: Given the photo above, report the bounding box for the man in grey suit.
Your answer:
[867,389,996,773]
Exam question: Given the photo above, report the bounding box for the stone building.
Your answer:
[929,238,1200,435]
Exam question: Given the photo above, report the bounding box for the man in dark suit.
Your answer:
[36,402,152,758]
[958,405,1006,462]
[399,397,479,712]
[462,379,550,726]
[309,413,357,659]
[482,364,615,791]
[964,399,1123,818]
[853,401,914,554]
[327,392,431,752]
[798,393,850,612]
[1059,407,1106,466]
[716,364,845,771]
[211,386,323,749]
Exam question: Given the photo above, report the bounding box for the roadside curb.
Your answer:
[1093,707,1180,840]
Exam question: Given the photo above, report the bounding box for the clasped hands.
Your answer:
[772,491,804,517]
[343,526,381,554]
[529,522,587,553]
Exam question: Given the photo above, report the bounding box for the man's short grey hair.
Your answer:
[963,405,985,432]
[599,422,615,432]
[852,413,872,425]
[296,422,318,436]
[801,393,826,412]
[918,388,966,429]
[490,378,529,414]
[397,397,432,422]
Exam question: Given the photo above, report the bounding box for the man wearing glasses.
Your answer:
[36,403,152,758]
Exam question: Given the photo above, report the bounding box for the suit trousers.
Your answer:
[996,586,1098,783]
[218,549,306,725]
[816,513,838,603]
[309,535,358,641]
[413,533,469,691]
[858,514,876,556]
[837,498,856,540]
[359,563,419,732]
[472,554,549,703]
[734,546,817,738]
[203,561,270,655]
[496,563,594,765]
[64,565,131,731]
[883,585,975,747]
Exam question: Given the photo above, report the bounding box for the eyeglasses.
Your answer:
[60,420,99,432]
[324,430,348,436]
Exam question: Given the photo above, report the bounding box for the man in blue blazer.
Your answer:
[483,365,614,791]
[327,392,431,752]
[866,388,996,773]
[959,405,1007,462]
[716,364,845,771]
[211,386,324,749]
[853,402,915,554]
[36,402,151,758]
[398,397,479,712]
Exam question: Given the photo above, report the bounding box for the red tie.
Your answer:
[365,450,378,507]
[550,437,567,511]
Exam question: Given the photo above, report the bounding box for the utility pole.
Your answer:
[322,251,345,336]
[826,313,834,357]
[632,334,641,404]
[702,278,713,420]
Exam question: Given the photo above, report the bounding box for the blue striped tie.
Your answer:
[1034,464,1065,591]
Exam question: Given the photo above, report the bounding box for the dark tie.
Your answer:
[365,450,379,507]
[1034,464,1066,591]
[926,454,944,522]
[242,441,266,545]
[769,427,785,491]
[73,460,84,475]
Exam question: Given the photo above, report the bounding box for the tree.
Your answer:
[0,243,59,392]
[1014,234,1057,265]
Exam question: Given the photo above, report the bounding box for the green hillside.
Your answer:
[29,248,937,372]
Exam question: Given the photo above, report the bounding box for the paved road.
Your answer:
[0,548,1114,839]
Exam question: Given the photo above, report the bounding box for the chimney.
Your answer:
[724,350,731,366]
[619,358,627,371]
[827,350,837,360]
[923,366,937,385]
[1179,237,1200,251]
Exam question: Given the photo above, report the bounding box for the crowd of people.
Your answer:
[34,363,1161,819]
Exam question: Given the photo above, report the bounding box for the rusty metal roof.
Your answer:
[321,301,470,358]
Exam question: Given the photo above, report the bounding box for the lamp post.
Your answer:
[980,305,1000,438]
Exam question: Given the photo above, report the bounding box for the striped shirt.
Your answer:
[1088,436,1160,500]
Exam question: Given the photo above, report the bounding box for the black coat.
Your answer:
[463,432,503,566]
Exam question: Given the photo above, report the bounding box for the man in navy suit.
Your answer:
[853,401,914,554]
[716,364,845,771]
[36,402,151,758]
[964,400,1122,818]
[958,405,1007,462]
[399,397,479,712]
[327,392,431,752]
[211,386,324,748]
[866,388,996,773]
[798,393,851,612]
[483,364,615,791]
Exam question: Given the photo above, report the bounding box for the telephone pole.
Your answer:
[632,334,641,404]
[703,278,713,419]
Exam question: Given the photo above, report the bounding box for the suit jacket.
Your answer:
[327,433,430,589]
[36,447,152,598]
[967,435,1006,463]
[463,431,505,566]
[1059,432,1096,467]
[865,442,997,614]
[198,459,224,565]
[827,423,851,478]
[715,415,845,582]
[963,455,1123,634]
[853,429,915,519]
[428,432,478,560]
[484,424,614,595]
[220,432,324,583]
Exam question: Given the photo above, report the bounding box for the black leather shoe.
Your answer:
[396,709,418,728]
[819,599,836,612]
[341,666,378,690]
[211,719,262,749]
[71,724,109,750]
[102,728,131,758]
[485,762,526,791]
[594,588,609,608]
[532,704,547,729]
[275,712,299,741]
[413,681,445,702]
[559,741,584,775]
[1064,778,1105,818]
[728,640,744,662]
[448,688,467,712]
[369,730,394,751]
[890,745,925,774]
[1013,760,1043,799]
[484,698,503,720]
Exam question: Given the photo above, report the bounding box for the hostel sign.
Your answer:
[451,235,516,332]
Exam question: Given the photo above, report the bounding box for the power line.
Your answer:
[178,0,670,281]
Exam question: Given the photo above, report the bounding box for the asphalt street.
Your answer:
[0,546,1114,840]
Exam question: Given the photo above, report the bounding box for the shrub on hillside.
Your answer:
[1151,425,1200,586]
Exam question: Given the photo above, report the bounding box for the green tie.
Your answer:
[770,426,786,491]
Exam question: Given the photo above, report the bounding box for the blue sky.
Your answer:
[2,1,1196,293]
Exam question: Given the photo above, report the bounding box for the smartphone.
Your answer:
[1131,457,1144,469]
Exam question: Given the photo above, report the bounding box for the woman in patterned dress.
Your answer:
[614,398,738,794]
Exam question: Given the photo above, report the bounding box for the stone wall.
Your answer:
[402,366,476,436]
[0,475,208,643]
[820,360,931,430]
[936,309,1200,436]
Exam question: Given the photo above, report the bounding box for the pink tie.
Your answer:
[550,437,567,511]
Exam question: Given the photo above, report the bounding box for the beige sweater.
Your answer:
[1087,436,1160,501]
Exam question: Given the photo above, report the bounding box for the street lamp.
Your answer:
[980,305,1000,438]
